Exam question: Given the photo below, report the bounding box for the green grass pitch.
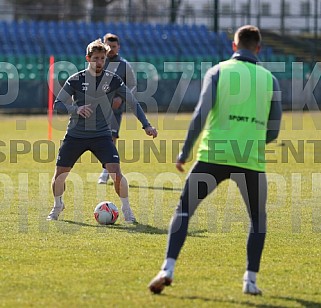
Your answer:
[0,112,321,307]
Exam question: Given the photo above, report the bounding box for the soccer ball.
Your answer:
[94,201,119,225]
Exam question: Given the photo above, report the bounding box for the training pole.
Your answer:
[48,55,55,140]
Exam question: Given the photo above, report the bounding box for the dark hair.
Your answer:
[103,33,120,45]
[234,25,261,50]
[86,39,109,56]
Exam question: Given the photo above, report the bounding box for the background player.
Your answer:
[98,33,137,184]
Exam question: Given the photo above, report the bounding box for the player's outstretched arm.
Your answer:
[116,83,153,131]
[176,159,185,172]
[144,125,158,138]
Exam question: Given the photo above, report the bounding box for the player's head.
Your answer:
[233,25,261,54]
[86,39,109,75]
[103,33,120,58]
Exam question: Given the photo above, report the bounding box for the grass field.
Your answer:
[0,112,321,307]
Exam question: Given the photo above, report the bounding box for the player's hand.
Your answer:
[77,104,93,118]
[176,159,185,172]
[144,126,158,138]
[112,97,122,110]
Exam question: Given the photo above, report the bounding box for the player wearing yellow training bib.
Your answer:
[197,59,273,171]
[149,25,282,296]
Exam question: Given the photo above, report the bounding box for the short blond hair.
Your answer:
[86,39,109,56]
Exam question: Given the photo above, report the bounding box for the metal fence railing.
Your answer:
[0,0,320,35]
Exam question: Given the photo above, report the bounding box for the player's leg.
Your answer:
[47,166,71,220]
[97,168,109,184]
[104,162,127,196]
[234,169,267,295]
[93,136,136,223]
[52,166,70,196]
[98,110,122,184]
[149,162,227,294]
[104,162,136,223]
[47,136,85,221]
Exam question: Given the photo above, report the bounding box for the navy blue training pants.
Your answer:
[166,161,267,272]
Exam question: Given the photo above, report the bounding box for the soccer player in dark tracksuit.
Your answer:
[47,39,157,223]
[149,25,282,295]
[98,33,137,184]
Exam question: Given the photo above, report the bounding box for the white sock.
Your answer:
[243,270,257,282]
[120,197,131,212]
[102,168,108,175]
[54,195,63,207]
[161,258,176,272]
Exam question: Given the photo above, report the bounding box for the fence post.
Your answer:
[213,0,219,32]
[280,0,285,36]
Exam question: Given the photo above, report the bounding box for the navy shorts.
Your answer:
[111,112,122,139]
[56,135,120,168]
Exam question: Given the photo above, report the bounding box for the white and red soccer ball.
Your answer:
[94,201,119,225]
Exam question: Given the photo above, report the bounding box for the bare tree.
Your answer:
[91,0,117,22]
[6,0,183,23]
[170,0,183,23]
[6,0,87,21]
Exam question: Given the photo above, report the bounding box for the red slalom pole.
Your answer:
[48,55,55,140]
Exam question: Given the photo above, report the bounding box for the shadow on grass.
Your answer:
[108,223,168,234]
[62,220,98,228]
[160,294,321,308]
[271,296,321,308]
[128,184,182,192]
[105,181,182,192]
[61,220,208,237]
[62,219,168,234]
[164,294,282,308]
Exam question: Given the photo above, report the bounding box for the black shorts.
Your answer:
[56,135,120,168]
[180,161,267,231]
[111,112,123,139]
